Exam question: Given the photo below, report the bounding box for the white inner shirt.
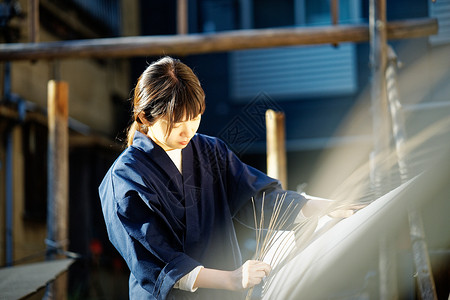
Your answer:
[166,148,182,173]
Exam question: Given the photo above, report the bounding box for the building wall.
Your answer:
[1,0,140,268]
[10,37,131,136]
[0,123,47,267]
[11,126,47,264]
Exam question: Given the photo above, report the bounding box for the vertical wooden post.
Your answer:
[387,48,437,299]
[407,206,438,299]
[28,0,39,43]
[369,0,397,299]
[266,109,287,189]
[46,80,69,299]
[331,0,339,47]
[369,0,389,190]
[378,235,398,300]
[177,0,188,35]
[331,0,339,25]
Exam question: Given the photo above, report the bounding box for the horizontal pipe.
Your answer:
[0,18,438,61]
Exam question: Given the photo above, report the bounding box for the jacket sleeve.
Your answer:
[99,171,200,300]
[216,139,307,230]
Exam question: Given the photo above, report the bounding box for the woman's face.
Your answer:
[147,114,201,151]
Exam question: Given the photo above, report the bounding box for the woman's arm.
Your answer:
[193,260,271,291]
[300,194,359,218]
[300,195,333,217]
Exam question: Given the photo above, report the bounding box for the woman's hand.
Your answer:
[300,193,367,219]
[327,204,367,218]
[231,260,272,290]
[193,260,271,291]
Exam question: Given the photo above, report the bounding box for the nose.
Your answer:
[180,122,195,137]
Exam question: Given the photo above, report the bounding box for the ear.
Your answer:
[138,112,150,125]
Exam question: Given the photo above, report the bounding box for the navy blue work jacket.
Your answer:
[99,131,306,299]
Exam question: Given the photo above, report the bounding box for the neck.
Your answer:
[146,130,173,151]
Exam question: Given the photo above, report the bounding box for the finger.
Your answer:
[247,276,263,287]
[248,260,270,268]
[248,263,271,277]
[253,269,268,278]
[261,263,271,276]
[253,261,272,276]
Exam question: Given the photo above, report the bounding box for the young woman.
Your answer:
[99,56,330,299]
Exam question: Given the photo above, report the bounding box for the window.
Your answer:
[240,0,361,29]
[429,0,450,45]
[230,0,361,101]
[230,44,357,101]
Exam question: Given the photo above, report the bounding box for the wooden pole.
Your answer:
[28,0,40,43]
[266,109,287,189]
[331,0,339,47]
[46,80,69,299]
[0,18,437,61]
[47,80,69,258]
[385,39,438,300]
[407,206,438,300]
[369,1,398,299]
[177,0,188,35]
[331,0,339,25]
[369,0,389,195]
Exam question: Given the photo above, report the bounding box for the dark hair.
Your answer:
[127,56,205,147]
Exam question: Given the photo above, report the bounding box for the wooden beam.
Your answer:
[386,44,438,300]
[331,0,339,47]
[28,0,39,43]
[331,0,339,25]
[266,109,287,189]
[369,0,390,196]
[0,18,437,61]
[46,80,69,299]
[408,206,438,300]
[46,80,69,258]
[368,1,398,299]
[177,0,188,35]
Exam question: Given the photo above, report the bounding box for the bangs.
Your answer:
[172,90,205,123]
[164,79,205,136]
